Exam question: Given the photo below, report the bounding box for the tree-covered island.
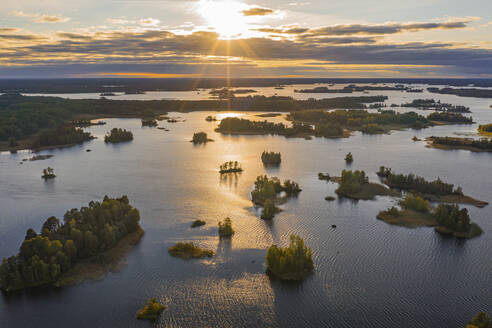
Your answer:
[261,151,281,165]
[136,298,166,321]
[41,167,56,179]
[377,166,488,207]
[104,128,134,143]
[191,131,213,144]
[377,194,483,239]
[218,217,234,237]
[0,196,142,291]
[168,242,214,259]
[427,136,492,152]
[141,118,158,127]
[219,161,243,174]
[251,175,302,219]
[266,234,314,281]
[330,170,400,200]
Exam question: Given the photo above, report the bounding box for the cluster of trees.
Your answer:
[217,117,289,135]
[478,124,492,133]
[70,120,106,127]
[42,167,56,179]
[136,298,165,321]
[434,204,472,233]
[31,125,93,149]
[377,166,462,196]
[401,193,430,213]
[335,170,369,197]
[430,137,492,151]
[191,132,211,144]
[345,152,353,163]
[168,242,214,259]
[289,109,431,133]
[0,196,141,291]
[219,161,243,174]
[427,87,492,99]
[261,151,281,165]
[266,234,314,281]
[141,118,158,127]
[104,128,134,143]
[402,99,471,113]
[218,218,234,237]
[251,175,301,219]
[427,112,473,124]
[467,312,491,328]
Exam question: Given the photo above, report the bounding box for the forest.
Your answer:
[0,196,141,291]
[251,175,301,219]
[261,151,281,165]
[31,125,93,149]
[0,93,387,145]
[427,112,473,124]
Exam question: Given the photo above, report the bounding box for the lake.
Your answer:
[0,87,491,327]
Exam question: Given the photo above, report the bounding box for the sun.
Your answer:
[197,0,249,39]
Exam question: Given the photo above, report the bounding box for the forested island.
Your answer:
[104,128,134,143]
[427,87,492,98]
[467,312,491,328]
[427,112,473,124]
[209,88,257,98]
[136,298,166,321]
[191,131,213,144]
[70,120,106,127]
[219,161,243,173]
[266,235,314,281]
[29,124,94,151]
[141,118,158,127]
[191,220,206,228]
[218,218,234,237]
[345,152,353,163]
[377,194,482,239]
[377,166,488,207]
[478,123,492,136]
[294,85,407,93]
[41,167,56,179]
[168,242,214,259]
[261,151,281,165]
[216,109,440,140]
[0,196,142,291]
[427,136,492,152]
[332,170,400,200]
[401,99,471,113]
[251,175,301,219]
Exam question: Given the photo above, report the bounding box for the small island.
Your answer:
[0,196,142,291]
[168,242,214,259]
[191,220,206,228]
[345,152,353,163]
[467,312,491,328]
[402,99,471,113]
[70,120,107,127]
[218,217,234,237]
[136,298,166,321]
[31,124,94,150]
[104,128,134,143]
[41,167,56,179]
[377,166,488,207]
[427,136,492,152]
[266,234,314,281]
[261,151,281,165]
[427,112,473,124]
[191,131,213,144]
[251,175,301,219]
[478,123,492,136]
[333,170,400,200]
[377,194,483,239]
[205,115,217,122]
[141,118,158,127]
[219,161,243,174]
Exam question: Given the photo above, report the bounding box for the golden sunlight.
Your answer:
[197,0,249,38]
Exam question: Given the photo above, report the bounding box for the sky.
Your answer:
[0,0,491,78]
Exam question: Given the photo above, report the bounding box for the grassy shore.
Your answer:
[377,209,437,228]
[54,226,144,287]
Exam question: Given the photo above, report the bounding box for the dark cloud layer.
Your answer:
[0,23,491,77]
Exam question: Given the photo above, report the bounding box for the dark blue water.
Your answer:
[0,89,491,327]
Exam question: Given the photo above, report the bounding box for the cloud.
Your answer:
[242,7,274,16]
[10,11,70,23]
[255,18,476,37]
[139,18,161,27]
